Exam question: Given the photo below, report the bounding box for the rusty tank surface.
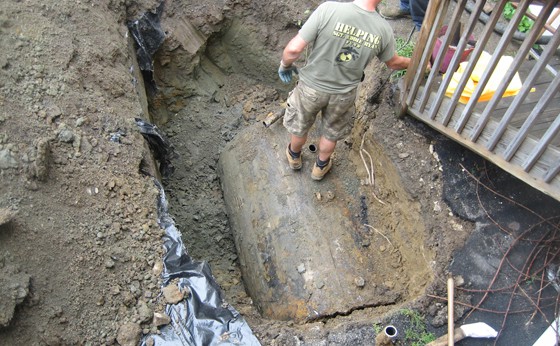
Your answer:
[218,119,433,321]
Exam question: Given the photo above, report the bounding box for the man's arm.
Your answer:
[384,53,411,71]
[281,34,308,66]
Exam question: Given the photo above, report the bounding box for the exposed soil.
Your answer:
[3,0,552,345]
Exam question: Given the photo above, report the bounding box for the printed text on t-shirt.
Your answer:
[332,22,381,50]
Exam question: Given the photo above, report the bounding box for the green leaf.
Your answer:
[503,2,515,20]
[502,2,534,33]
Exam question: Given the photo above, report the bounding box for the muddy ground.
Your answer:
[1,0,558,345]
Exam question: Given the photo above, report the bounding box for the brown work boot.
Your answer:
[380,7,411,19]
[286,145,302,170]
[311,159,332,181]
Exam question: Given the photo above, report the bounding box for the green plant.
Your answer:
[400,309,436,346]
[503,2,515,20]
[396,37,415,58]
[390,36,415,81]
[372,322,383,335]
[503,2,534,33]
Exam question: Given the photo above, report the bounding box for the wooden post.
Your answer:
[399,0,446,118]
[447,276,455,345]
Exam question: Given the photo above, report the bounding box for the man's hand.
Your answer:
[278,61,298,83]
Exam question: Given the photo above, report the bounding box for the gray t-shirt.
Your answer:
[298,1,395,93]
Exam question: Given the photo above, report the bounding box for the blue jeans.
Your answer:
[400,0,429,31]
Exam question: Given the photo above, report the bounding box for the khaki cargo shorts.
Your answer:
[283,82,357,142]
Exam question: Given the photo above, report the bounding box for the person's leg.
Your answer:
[400,0,411,12]
[289,134,307,154]
[318,136,336,162]
[286,133,306,170]
[311,88,356,180]
[311,136,335,181]
[283,82,328,170]
[410,0,429,31]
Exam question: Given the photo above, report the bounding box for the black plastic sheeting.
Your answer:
[128,2,166,72]
[136,118,175,178]
[135,120,260,346]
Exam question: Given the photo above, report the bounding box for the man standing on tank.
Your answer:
[278,0,411,181]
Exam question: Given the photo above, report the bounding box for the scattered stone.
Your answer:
[145,337,155,346]
[0,208,17,226]
[433,201,442,213]
[354,277,365,288]
[0,252,31,327]
[130,280,142,298]
[57,128,75,143]
[162,284,184,304]
[454,275,465,287]
[75,117,86,127]
[110,285,120,295]
[0,149,18,169]
[31,137,50,181]
[297,263,306,274]
[116,322,141,346]
[47,105,62,119]
[96,295,105,306]
[57,123,74,143]
[242,100,255,120]
[122,291,136,307]
[430,306,448,328]
[105,258,115,269]
[137,301,153,324]
[152,260,163,276]
[153,312,171,327]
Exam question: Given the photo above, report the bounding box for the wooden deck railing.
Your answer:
[400,0,560,202]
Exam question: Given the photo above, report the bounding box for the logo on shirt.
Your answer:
[336,46,359,62]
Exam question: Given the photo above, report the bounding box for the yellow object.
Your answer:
[444,51,524,104]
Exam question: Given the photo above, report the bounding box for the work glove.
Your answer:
[278,61,298,83]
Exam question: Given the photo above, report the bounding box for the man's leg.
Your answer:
[318,136,336,162]
[283,82,328,171]
[410,0,429,31]
[400,0,411,12]
[290,134,307,154]
[286,134,306,170]
[311,136,335,181]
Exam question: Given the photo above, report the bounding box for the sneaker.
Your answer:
[311,159,332,181]
[286,145,302,170]
[380,7,411,19]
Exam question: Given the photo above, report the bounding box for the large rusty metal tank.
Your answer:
[218,120,429,321]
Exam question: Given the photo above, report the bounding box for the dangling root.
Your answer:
[360,133,385,205]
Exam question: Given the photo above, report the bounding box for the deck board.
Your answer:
[420,67,560,147]
[403,1,560,201]
[408,83,560,201]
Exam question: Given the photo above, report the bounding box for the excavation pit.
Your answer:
[140,0,437,328]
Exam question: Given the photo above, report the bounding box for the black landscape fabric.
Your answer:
[141,180,260,346]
